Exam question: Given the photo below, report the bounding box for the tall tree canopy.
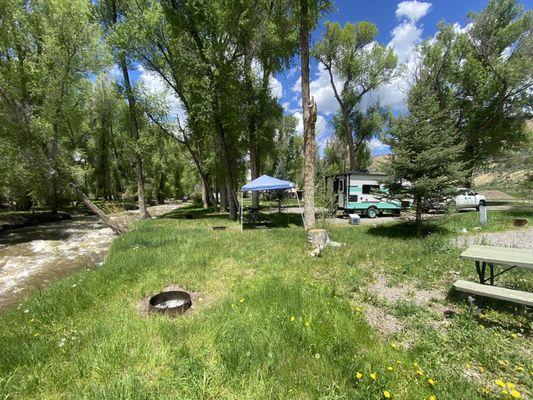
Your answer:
[313,21,397,170]
[420,0,532,180]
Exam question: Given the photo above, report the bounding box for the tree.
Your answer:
[299,0,330,230]
[269,115,304,185]
[0,0,126,234]
[96,0,151,219]
[384,80,465,237]
[314,21,397,170]
[420,0,532,181]
[331,104,389,170]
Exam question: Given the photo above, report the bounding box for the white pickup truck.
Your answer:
[453,188,486,210]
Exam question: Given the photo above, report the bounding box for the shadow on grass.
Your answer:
[160,204,230,221]
[447,288,530,331]
[366,221,451,239]
[242,212,304,230]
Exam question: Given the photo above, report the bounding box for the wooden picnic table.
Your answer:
[460,245,533,285]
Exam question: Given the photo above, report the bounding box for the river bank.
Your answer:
[0,211,73,233]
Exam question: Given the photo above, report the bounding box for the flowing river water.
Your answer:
[0,204,181,312]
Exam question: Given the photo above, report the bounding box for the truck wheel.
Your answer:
[366,207,378,219]
[476,200,486,211]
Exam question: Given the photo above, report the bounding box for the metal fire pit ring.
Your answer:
[149,290,192,316]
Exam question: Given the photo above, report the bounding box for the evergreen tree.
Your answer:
[385,79,465,237]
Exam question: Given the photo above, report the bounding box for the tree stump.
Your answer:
[308,228,342,257]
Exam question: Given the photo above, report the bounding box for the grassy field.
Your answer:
[0,207,531,399]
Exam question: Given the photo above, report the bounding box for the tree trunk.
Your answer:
[300,0,316,230]
[344,113,357,171]
[244,50,260,209]
[415,197,423,238]
[118,57,150,220]
[219,171,228,212]
[70,182,127,235]
[213,97,239,220]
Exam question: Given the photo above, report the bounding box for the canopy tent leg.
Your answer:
[241,191,244,231]
[295,190,306,230]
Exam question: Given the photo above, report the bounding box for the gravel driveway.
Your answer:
[455,228,533,249]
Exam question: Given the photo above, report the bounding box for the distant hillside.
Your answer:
[368,154,389,173]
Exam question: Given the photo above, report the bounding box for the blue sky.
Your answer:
[272,0,532,156]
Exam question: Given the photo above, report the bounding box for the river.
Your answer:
[0,204,181,312]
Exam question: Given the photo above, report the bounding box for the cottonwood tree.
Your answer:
[421,0,532,182]
[314,21,397,170]
[298,0,330,229]
[0,0,127,233]
[96,0,151,219]
[331,104,389,170]
[384,79,465,237]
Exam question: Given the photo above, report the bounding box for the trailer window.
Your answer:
[362,184,379,194]
[339,180,344,192]
[348,195,358,202]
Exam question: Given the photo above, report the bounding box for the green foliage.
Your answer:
[313,21,397,168]
[384,80,465,234]
[420,0,532,174]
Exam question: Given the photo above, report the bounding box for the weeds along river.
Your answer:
[0,204,181,312]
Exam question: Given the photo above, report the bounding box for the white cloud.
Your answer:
[291,65,343,117]
[358,1,431,114]
[293,111,303,135]
[137,65,186,122]
[269,76,283,98]
[389,21,423,63]
[396,1,431,22]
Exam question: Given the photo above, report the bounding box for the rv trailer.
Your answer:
[327,171,406,218]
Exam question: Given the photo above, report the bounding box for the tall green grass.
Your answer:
[0,207,531,399]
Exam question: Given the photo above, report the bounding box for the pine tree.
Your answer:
[385,79,465,237]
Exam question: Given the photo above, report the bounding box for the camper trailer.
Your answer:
[327,171,406,218]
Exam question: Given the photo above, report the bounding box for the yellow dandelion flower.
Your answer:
[429,396,436,400]
[355,372,362,380]
[290,316,295,321]
[305,321,310,327]
[370,372,377,381]
[416,369,423,376]
[396,360,401,365]
[391,342,397,349]
[428,378,436,386]
[413,362,419,368]
[502,390,508,395]
[510,389,521,399]
[506,383,515,389]
[511,333,517,338]
[239,298,245,303]
[478,366,485,373]
[495,379,505,388]
[387,366,393,372]
[383,390,391,398]
[33,333,40,337]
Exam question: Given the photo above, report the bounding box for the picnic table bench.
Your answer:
[454,245,533,306]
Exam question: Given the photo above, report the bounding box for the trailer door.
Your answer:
[338,177,345,208]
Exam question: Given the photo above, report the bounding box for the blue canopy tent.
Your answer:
[240,175,304,230]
